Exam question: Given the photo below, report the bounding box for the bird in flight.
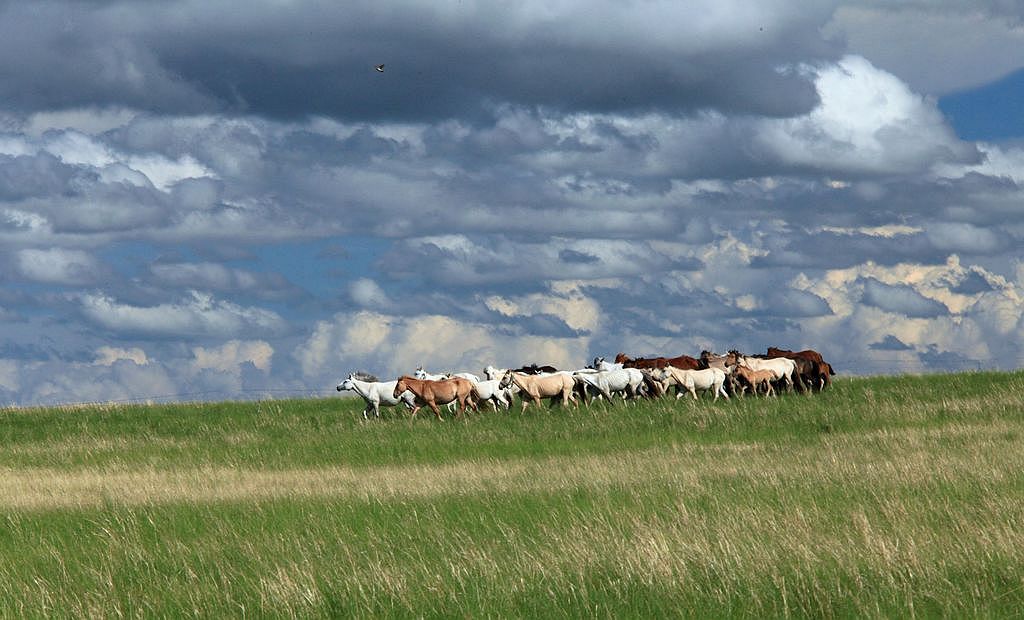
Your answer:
[375,64,385,73]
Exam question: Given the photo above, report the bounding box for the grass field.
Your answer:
[1,371,1023,617]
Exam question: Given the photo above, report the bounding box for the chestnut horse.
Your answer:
[766,347,835,390]
[614,352,701,370]
[393,375,477,420]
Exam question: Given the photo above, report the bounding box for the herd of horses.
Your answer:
[337,347,836,420]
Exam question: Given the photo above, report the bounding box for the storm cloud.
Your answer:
[0,1,1023,405]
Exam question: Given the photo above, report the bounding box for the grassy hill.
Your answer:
[1,371,1022,616]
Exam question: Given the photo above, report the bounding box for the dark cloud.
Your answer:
[0,2,834,121]
[870,335,913,351]
[860,277,949,318]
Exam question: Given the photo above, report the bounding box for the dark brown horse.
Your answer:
[614,352,701,370]
[512,363,559,375]
[766,347,830,368]
[766,347,835,390]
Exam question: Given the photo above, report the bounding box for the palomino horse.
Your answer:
[731,365,776,397]
[615,352,701,370]
[337,373,417,419]
[651,366,729,401]
[393,376,477,419]
[502,370,576,412]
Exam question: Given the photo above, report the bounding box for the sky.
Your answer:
[2,1,1024,405]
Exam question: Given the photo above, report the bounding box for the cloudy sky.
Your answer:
[2,1,1024,405]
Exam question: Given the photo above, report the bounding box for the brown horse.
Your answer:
[614,352,701,370]
[766,347,835,391]
[766,347,831,368]
[503,371,576,412]
[393,375,477,419]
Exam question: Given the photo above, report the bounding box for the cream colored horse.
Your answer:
[502,371,577,412]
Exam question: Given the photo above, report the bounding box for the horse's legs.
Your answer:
[429,401,444,420]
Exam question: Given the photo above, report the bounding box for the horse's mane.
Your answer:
[351,371,379,382]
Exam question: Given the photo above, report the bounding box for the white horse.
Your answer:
[653,366,729,401]
[415,367,482,383]
[413,367,448,381]
[574,367,644,403]
[337,373,416,420]
[472,378,513,411]
[590,357,625,371]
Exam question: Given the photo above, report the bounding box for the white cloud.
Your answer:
[17,248,99,284]
[94,346,149,366]
[79,291,285,337]
[759,55,975,174]
[192,340,273,374]
[349,278,389,308]
[295,310,592,384]
[0,359,19,393]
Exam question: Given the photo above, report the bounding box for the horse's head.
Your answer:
[337,374,356,391]
[498,370,515,389]
[725,350,741,365]
[413,368,428,380]
[393,376,410,398]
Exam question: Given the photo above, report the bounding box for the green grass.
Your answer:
[1,371,1023,617]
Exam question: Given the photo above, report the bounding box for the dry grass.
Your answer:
[1,372,1023,616]
[2,418,1019,512]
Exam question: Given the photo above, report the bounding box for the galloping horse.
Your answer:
[727,351,800,392]
[614,352,701,370]
[699,350,739,395]
[766,347,828,366]
[512,363,559,375]
[732,365,776,397]
[503,370,576,412]
[652,366,729,401]
[393,376,477,419]
[337,373,416,419]
[765,348,833,391]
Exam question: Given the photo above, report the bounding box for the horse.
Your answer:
[615,352,701,370]
[393,375,477,420]
[762,351,826,392]
[766,347,828,367]
[727,351,799,392]
[337,373,417,420]
[471,377,514,412]
[817,362,835,390]
[512,363,559,375]
[699,350,739,395]
[502,371,576,412]
[652,366,729,401]
[413,367,448,381]
[731,365,776,397]
[573,367,645,403]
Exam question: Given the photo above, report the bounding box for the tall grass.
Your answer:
[1,372,1022,616]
